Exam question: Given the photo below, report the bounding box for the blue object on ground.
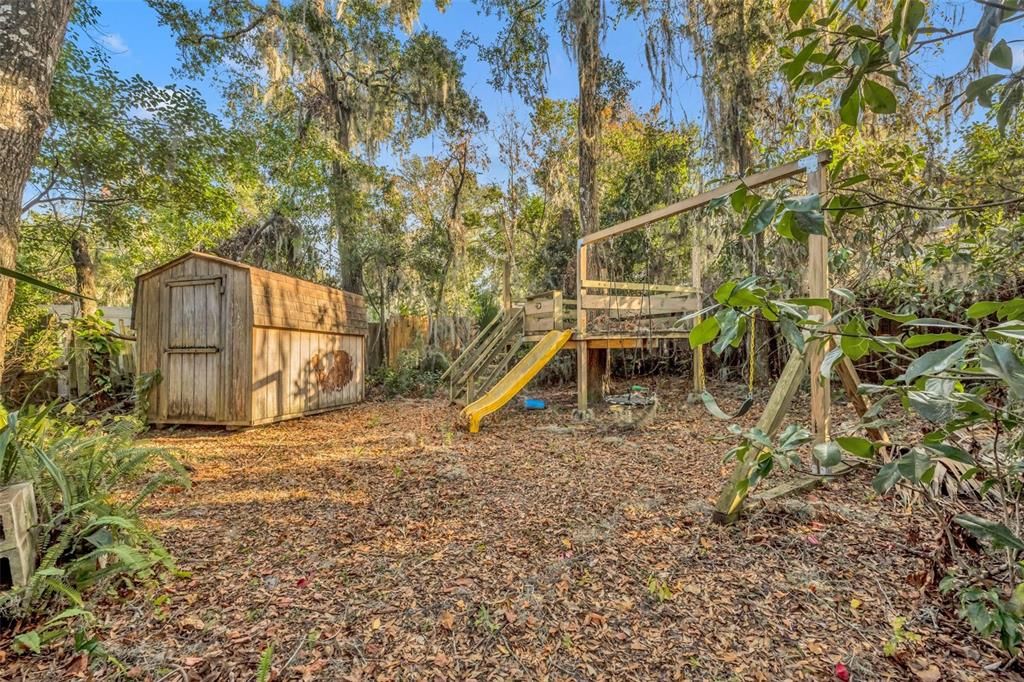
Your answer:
[523,398,546,410]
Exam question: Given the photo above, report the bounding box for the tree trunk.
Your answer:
[71,233,97,316]
[501,257,512,311]
[330,159,363,294]
[0,0,74,379]
[571,0,606,401]
[573,0,601,247]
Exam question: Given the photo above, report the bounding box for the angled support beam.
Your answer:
[712,348,808,524]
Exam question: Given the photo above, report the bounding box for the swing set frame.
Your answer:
[572,149,888,523]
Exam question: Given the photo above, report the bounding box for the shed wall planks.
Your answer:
[133,252,364,427]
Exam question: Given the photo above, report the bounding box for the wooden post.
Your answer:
[576,242,590,415]
[713,349,808,523]
[689,218,705,394]
[552,290,564,331]
[806,161,831,474]
[587,347,607,404]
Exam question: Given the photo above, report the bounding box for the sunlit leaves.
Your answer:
[781,0,1024,129]
[689,316,720,348]
[841,318,869,360]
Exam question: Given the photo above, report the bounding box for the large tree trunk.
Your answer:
[71,232,97,316]
[570,0,607,403]
[572,0,601,246]
[315,47,363,295]
[0,0,74,379]
[330,159,363,294]
[501,257,512,311]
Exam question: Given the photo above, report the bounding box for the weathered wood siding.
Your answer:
[135,252,365,427]
[248,267,365,423]
[250,269,366,336]
[135,255,251,425]
[250,329,364,423]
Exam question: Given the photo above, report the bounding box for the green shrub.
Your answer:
[0,404,188,657]
[370,350,443,398]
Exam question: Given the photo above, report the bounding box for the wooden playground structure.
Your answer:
[444,151,885,521]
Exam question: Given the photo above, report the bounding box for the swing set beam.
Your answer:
[572,150,886,523]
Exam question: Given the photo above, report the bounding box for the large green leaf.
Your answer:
[979,342,1024,399]
[966,301,1000,319]
[869,307,915,323]
[955,514,1024,552]
[904,332,964,349]
[819,346,844,379]
[873,461,901,494]
[897,449,932,483]
[742,199,780,236]
[902,318,971,329]
[712,308,741,354]
[689,316,720,348]
[990,39,1014,69]
[987,322,1024,341]
[840,85,862,126]
[862,79,897,113]
[841,318,870,360]
[837,436,874,458]
[907,390,957,422]
[787,297,833,312]
[964,74,1006,104]
[788,0,813,22]
[779,316,805,352]
[813,441,843,468]
[903,340,968,383]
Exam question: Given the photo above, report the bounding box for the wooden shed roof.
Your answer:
[132,252,366,334]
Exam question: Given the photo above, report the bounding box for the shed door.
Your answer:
[163,277,224,420]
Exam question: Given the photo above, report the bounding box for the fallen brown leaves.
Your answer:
[1,381,1015,680]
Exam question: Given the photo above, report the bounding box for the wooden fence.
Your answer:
[367,315,475,372]
[50,304,136,399]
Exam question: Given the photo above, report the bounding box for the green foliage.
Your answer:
[69,311,128,400]
[0,405,188,656]
[783,0,1022,131]
[256,645,274,682]
[370,351,443,399]
[693,276,1024,654]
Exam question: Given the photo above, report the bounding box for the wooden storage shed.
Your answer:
[132,252,366,427]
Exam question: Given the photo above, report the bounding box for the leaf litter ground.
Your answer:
[3,381,1015,680]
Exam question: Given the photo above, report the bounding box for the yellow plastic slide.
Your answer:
[462,328,573,433]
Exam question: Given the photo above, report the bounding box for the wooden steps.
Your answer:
[443,308,526,405]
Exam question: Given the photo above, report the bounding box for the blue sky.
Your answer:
[84,0,704,178]
[84,0,1015,180]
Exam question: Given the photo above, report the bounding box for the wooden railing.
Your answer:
[577,281,700,336]
[523,291,577,336]
[443,307,525,404]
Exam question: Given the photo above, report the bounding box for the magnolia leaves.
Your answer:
[783,0,918,127]
[784,0,1024,131]
[712,184,826,245]
[903,340,969,383]
[980,342,1024,400]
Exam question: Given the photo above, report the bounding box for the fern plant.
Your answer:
[0,403,188,656]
